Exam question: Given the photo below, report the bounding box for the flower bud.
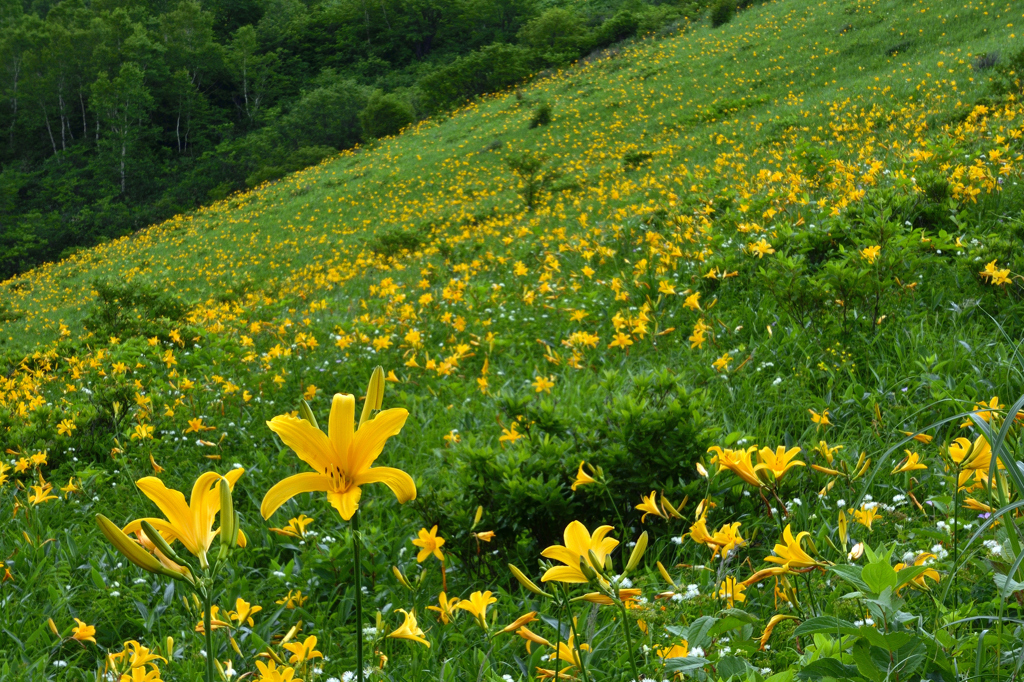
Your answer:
[298,399,319,429]
[508,564,552,597]
[625,531,648,573]
[360,366,385,427]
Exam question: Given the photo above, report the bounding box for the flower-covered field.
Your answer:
[2,0,1024,680]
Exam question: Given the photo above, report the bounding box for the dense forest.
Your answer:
[0,0,716,277]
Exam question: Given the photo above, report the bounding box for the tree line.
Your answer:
[0,0,715,277]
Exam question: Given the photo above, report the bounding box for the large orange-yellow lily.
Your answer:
[122,470,246,567]
[261,393,414,521]
[541,521,618,584]
[764,524,820,570]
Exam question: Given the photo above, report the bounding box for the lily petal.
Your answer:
[260,472,332,519]
[356,466,417,504]
[267,415,337,473]
[540,566,588,583]
[328,394,355,469]
[327,487,362,521]
[135,477,200,555]
[562,520,591,556]
[349,408,409,474]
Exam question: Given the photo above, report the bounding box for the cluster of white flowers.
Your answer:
[983,539,1002,557]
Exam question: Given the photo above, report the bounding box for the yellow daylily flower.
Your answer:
[709,522,745,560]
[388,609,430,647]
[121,469,246,567]
[759,614,799,650]
[635,491,667,522]
[29,482,58,505]
[570,461,596,491]
[283,635,323,664]
[261,392,414,521]
[269,514,314,539]
[755,446,805,481]
[656,642,690,659]
[894,553,940,593]
[227,598,262,627]
[764,525,819,571]
[412,525,445,562]
[194,605,230,633]
[892,450,927,475]
[718,576,746,608]
[708,445,762,487]
[254,660,301,682]
[498,611,538,633]
[427,592,461,624]
[70,618,96,644]
[455,590,498,629]
[853,505,881,531]
[540,521,618,584]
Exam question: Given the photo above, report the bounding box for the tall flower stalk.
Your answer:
[261,367,414,682]
[96,470,244,682]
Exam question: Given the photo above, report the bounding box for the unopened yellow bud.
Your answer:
[360,366,385,427]
[392,566,412,590]
[47,618,59,636]
[625,531,648,573]
[508,564,552,598]
[657,561,678,589]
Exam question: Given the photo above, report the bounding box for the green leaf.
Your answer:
[851,639,886,682]
[717,656,751,680]
[794,616,859,638]
[861,562,898,594]
[796,658,860,681]
[829,565,871,592]
[857,627,911,651]
[664,656,711,673]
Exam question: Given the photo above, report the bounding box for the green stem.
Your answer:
[616,600,641,682]
[353,512,364,682]
[203,585,214,682]
[603,484,627,540]
[559,588,590,682]
[802,571,819,618]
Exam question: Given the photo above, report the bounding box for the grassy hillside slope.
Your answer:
[2,0,1024,679]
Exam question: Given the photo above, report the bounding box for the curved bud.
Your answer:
[392,566,412,590]
[580,555,598,581]
[656,560,678,589]
[508,564,552,598]
[140,520,189,568]
[219,478,236,553]
[97,514,170,577]
[625,531,648,573]
[299,399,319,429]
[360,366,385,427]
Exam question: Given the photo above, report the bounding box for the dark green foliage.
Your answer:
[517,8,585,59]
[418,43,534,112]
[367,227,427,259]
[282,80,368,149]
[85,278,192,337]
[710,0,735,27]
[449,368,709,549]
[623,150,653,167]
[594,8,640,47]
[504,150,548,209]
[360,91,415,140]
[529,100,552,128]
